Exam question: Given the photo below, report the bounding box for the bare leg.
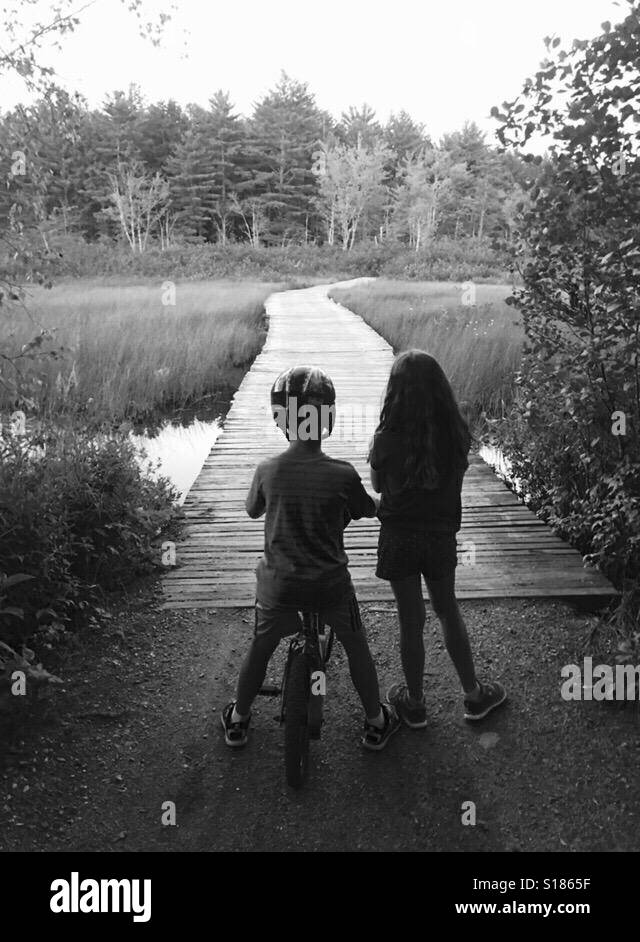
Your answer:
[390,574,426,702]
[425,572,477,693]
[336,626,381,719]
[235,631,281,715]
[237,601,381,721]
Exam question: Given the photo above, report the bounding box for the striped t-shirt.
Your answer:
[246,449,376,609]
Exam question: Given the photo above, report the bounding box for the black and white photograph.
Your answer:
[1,0,639,920]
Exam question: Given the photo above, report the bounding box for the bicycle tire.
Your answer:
[283,649,310,789]
[307,648,326,741]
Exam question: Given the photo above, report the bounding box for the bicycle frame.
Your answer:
[257,610,336,788]
[279,611,334,728]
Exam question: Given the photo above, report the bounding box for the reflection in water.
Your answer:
[479,443,514,481]
[479,443,528,501]
[131,418,220,505]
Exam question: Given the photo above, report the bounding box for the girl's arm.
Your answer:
[370,467,382,494]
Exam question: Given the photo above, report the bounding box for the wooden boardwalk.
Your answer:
[162,281,616,609]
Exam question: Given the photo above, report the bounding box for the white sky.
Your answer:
[0,0,625,142]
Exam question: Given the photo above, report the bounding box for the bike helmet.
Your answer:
[270,365,336,440]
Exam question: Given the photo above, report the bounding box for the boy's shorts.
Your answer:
[254,591,364,642]
[375,526,457,582]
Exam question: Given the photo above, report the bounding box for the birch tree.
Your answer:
[393,148,467,250]
[104,159,169,253]
[230,194,267,248]
[315,139,390,249]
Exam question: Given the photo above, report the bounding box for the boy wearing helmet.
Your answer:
[221,365,399,751]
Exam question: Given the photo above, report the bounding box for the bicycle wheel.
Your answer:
[283,649,310,789]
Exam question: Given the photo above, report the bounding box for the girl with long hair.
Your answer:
[369,349,506,726]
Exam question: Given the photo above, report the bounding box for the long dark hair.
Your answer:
[372,349,471,487]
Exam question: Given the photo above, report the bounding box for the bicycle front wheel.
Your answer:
[283,650,310,790]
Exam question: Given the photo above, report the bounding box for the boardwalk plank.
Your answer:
[162,282,617,609]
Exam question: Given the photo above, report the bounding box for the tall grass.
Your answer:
[1,279,281,424]
[330,280,522,427]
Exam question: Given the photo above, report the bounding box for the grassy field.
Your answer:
[3,277,520,427]
[330,280,521,426]
[1,279,282,424]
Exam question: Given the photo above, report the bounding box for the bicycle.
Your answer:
[260,611,334,789]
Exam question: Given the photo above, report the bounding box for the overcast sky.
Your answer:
[1,0,624,142]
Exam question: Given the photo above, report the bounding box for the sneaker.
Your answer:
[221,701,251,747]
[362,702,401,751]
[387,682,428,729]
[463,681,507,721]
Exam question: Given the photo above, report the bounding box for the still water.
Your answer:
[131,418,221,505]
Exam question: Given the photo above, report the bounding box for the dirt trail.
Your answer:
[2,580,638,853]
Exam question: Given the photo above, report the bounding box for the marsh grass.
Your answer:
[1,279,282,424]
[330,280,522,425]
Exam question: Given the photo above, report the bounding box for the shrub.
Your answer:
[0,422,179,650]
[1,235,510,283]
[382,237,509,282]
[492,8,640,601]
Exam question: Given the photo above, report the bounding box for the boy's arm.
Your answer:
[344,492,379,528]
[370,467,382,493]
[347,469,377,519]
[245,465,266,519]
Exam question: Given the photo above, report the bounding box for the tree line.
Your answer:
[0,73,531,253]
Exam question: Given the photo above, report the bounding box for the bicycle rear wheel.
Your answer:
[283,650,310,789]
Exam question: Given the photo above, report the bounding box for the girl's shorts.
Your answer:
[376,526,457,583]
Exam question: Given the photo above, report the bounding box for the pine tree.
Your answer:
[166,106,217,242]
[74,107,119,240]
[441,122,496,238]
[73,86,147,242]
[137,100,188,175]
[384,110,430,180]
[205,91,247,245]
[101,85,147,161]
[336,103,382,149]
[247,72,325,244]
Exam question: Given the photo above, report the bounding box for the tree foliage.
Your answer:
[492,0,640,590]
